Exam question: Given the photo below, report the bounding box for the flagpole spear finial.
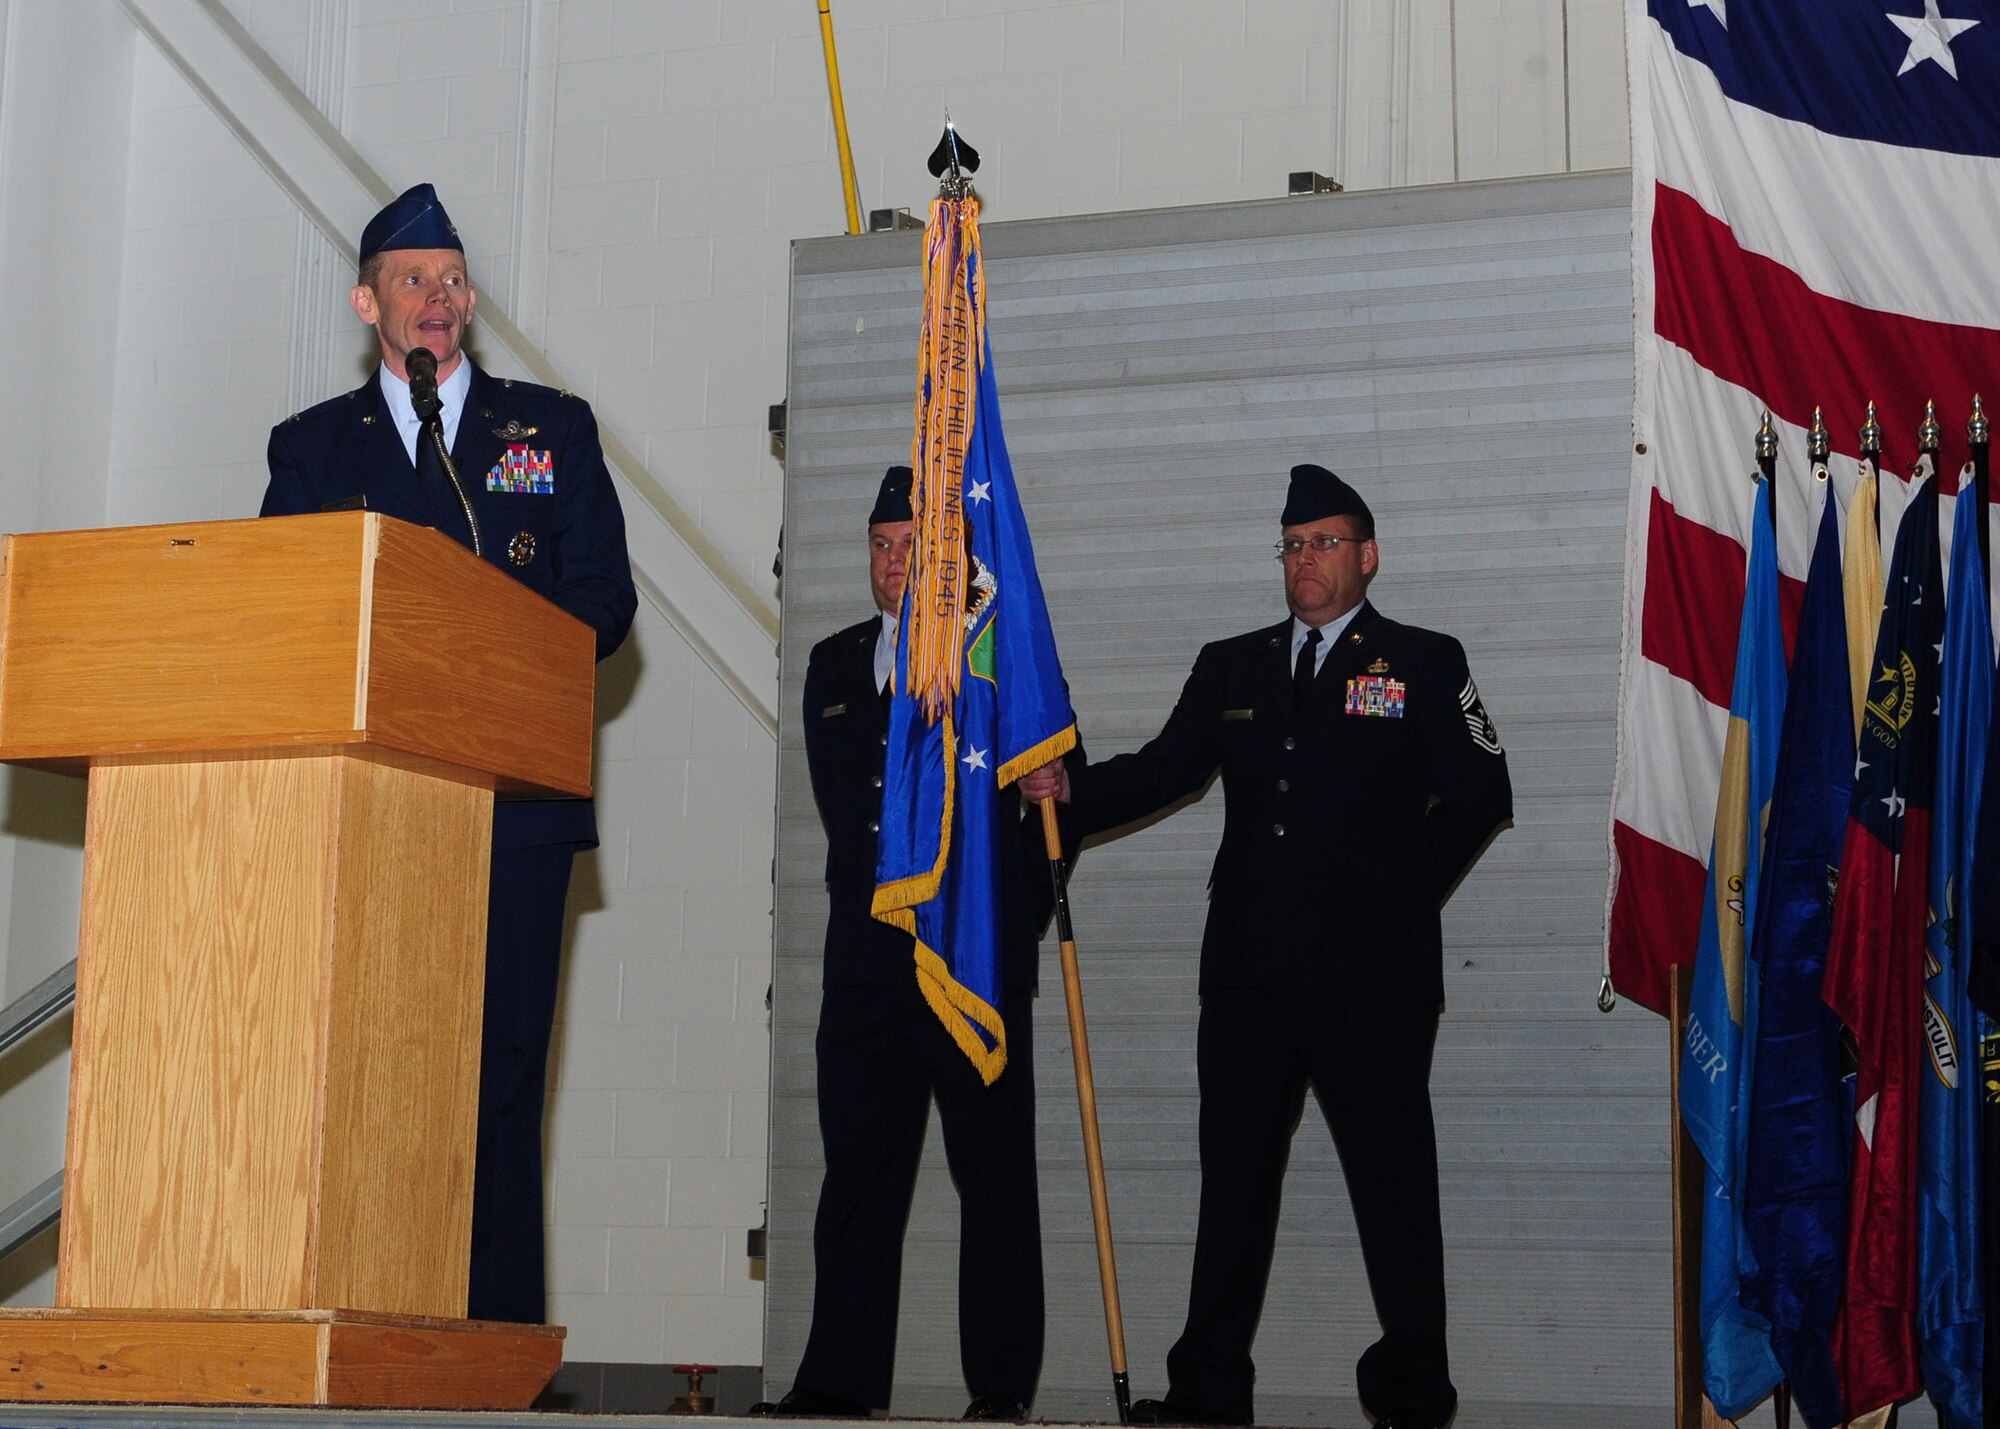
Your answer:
[1753,409,1778,504]
[1808,405,1830,467]
[1919,399,1942,457]
[1973,396,1992,572]
[1860,400,1883,462]
[927,114,981,200]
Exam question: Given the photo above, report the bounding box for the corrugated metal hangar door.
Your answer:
[771,170,1666,1428]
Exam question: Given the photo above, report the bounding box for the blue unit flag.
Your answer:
[873,195,1076,1085]
[1740,482,1852,1429]
[1680,476,1787,1416]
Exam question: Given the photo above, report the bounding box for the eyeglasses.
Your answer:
[1274,534,1365,559]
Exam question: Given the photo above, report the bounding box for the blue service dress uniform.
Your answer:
[1064,601,1512,1427]
[261,362,636,1324]
[793,614,1065,1411]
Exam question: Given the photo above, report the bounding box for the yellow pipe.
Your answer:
[816,0,863,235]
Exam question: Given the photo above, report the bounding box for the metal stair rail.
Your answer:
[0,960,76,1262]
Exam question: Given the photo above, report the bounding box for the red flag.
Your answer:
[1821,470,1943,1417]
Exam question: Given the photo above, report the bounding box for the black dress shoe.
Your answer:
[746,1386,870,1418]
[1128,1395,1244,1426]
[1371,1412,1442,1429]
[963,1395,1028,1420]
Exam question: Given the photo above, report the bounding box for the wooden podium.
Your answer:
[0,513,595,1408]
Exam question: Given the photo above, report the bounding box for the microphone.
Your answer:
[406,345,441,421]
[402,344,483,557]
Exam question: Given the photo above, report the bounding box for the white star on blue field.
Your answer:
[1887,0,1980,80]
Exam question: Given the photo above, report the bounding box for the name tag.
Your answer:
[1221,708,1254,722]
[1345,677,1406,718]
[821,703,847,718]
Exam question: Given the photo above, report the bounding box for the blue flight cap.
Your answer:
[1281,462,1373,534]
[358,183,462,267]
[869,466,915,525]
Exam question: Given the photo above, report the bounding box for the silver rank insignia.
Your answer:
[1459,676,1503,754]
[507,530,536,567]
[492,419,539,441]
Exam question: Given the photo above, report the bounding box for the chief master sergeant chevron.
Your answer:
[1021,463,1511,1429]
[259,182,636,1326]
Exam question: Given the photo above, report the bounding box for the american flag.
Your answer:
[1612,0,2000,1015]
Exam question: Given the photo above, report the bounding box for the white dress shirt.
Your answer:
[1290,602,1363,674]
[874,613,900,695]
[378,356,472,465]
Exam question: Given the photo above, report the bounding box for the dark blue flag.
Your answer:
[1740,481,1852,1429]
[1918,471,1989,1427]
[1972,466,2000,1429]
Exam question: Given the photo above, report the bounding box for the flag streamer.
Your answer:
[905,197,988,723]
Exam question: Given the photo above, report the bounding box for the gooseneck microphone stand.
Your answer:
[406,347,483,558]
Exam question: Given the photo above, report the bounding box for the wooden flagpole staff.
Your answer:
[1039,796,1133,1424]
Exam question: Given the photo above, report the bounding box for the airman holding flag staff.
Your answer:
[754,466,1074,1422]
[766,144,1095,1424]
[1024,465,1512,1429]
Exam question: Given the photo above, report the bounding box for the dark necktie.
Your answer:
[1293,627,1322,710]
[414,418,446,490]
[414,420,473,544]
[413,420,449,524]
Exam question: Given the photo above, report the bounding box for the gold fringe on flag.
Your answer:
[904,195,988,722]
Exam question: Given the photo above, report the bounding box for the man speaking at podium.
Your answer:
[260,183,636,1325]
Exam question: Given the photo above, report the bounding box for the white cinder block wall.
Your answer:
[0,0,1627,1364]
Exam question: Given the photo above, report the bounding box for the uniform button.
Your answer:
[880,733,889,746]
[1272,822,1286,837]
[867,819,880,834]
[1283,736,1297,751]
[871,774,883,788]
[1277,778,1289,792]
